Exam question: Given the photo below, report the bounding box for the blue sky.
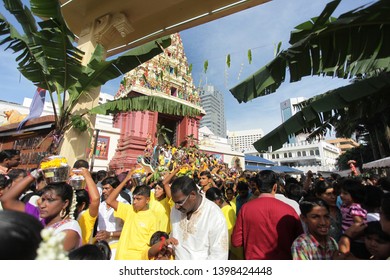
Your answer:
[0,0,373,134]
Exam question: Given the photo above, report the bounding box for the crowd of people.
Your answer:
[1,147,390,260]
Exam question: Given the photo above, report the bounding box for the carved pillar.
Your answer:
[109,110,159,172]
[59,12,134,165]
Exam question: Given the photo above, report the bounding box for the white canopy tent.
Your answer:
[362,157,390,169]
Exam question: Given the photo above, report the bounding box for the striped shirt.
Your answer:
[340,203,367,232]
[291,234,339,260]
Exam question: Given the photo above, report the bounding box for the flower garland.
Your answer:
[68,189,77,219]
[36,228,68,260]
[40,156,68,170]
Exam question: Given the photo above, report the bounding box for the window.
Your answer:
[315,149,320,156]
[288,152,292,157]
[170,87,177,97]
[310,150,314,156]
[284,153,288,158]
[302,151,307,156]
[297,151,301,157]
[272,154,275,159]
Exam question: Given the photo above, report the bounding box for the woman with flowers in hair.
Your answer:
[0,168,82,252]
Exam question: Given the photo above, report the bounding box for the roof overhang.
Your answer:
[60,0,270,56]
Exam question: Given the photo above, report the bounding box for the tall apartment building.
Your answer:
[227,129,264,152]
[280,97,306,144]
[199,85,227,138]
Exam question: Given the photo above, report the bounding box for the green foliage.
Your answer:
[230,0,390,103]
[70,114,88,132]
[336,145,374,171]
[247,49,252,64]
[203,60,208,73]
[226,54,231,68]
[155,123,173,145]
[0,0,171,138]
[274,41,282,57]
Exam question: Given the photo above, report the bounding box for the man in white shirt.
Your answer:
[170,176,228,260]
[96,176,130,259]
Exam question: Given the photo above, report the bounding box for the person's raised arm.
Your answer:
[162,164,181,199]
[0,170,39,212]
[73,168,100,218]
[105,170,133,211]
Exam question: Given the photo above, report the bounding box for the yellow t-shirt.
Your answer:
[221,204,243,260]
[77,209,97,245]
[149,194,172,234]
[229,198,237,214]
[114,202,158,260]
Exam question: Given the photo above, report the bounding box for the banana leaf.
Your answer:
[253,73,390,152]
[230,0,390,103]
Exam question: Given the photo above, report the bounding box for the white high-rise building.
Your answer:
[280,97,306,144]
[199,85,227,138]
[227,129,264,152]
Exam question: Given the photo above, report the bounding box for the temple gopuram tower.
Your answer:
[109,33,204,172]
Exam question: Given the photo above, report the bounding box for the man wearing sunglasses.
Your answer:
[169,175,228,260]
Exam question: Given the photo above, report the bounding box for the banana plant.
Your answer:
[0,0,176,151]
[230,0,390,103]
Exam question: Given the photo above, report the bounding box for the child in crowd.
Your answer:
[291,197,339,260]
[147,231,178,260]
[105,177,158,260]
[338,178,369,259]
[364,221,390,260]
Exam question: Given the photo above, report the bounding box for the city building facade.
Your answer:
[198,126,244,169]
[199,85,227,138]
[227,129,264,152]
[247,140,341,174]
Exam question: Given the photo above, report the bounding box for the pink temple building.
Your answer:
[109,34,205,172]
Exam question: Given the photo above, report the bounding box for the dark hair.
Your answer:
[377,177,390,193]
[340,178,365,203]
[363,186,383,211]
[133,185,151,197]
[0,210,43,259]
[171,176,198,196]
[75,189,90,218]
[97,170,108,181]
[285,182,304,203]
[257,170,278,193]
[314,179,333,196]
[68,244,105,260]
[95,240,112,260]
[73,159,89,169]
[0,174,11,189]
[101,176,120,188]
[149,231,169,246]
[236,181,249,191]
[7,169,27,181]
[199,171,212,178]
[205,187,223,202]
[0,149,20,162]
[381,193,390,221]
[225,187,235,195]
[299,197,329,216]
[364,221,390,242]
[41,183,74,216]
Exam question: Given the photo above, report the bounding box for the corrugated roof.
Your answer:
[244,155,276,165]
[245,165,303,174]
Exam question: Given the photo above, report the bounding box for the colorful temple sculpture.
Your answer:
[109,33,205,172]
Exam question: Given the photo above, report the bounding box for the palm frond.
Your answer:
[253,73,390,152]
[230,0,390,103]
[90,95,202,118]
